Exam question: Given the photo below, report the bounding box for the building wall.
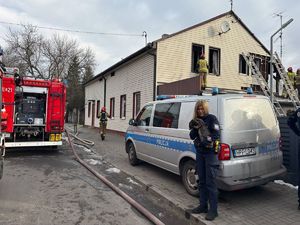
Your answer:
[84,80,104,127]
[156,14,269,90]
[85,53,155,132]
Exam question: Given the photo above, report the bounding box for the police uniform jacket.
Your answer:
[189,114,220,153]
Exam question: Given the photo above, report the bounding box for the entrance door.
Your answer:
[91,103,95,127]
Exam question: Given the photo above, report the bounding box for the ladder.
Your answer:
[241,52,286,117]
[273,52,300,109]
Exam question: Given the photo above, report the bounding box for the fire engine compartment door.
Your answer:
[2,78,15,133]
[46,83,65,133]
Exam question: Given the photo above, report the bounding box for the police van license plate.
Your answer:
[234,148,256,157]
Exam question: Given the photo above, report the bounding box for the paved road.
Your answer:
[0,146,151,225]
[76,125,300,225]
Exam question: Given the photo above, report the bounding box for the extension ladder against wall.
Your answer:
[241,52,286,117]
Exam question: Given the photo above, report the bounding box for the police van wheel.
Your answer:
[128,142,139,166]
[181,160,199,196]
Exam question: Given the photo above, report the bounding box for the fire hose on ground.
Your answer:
[65,129,165,225]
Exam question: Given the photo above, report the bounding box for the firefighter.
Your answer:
[287,67,296,88]
[295,69,300,96]
[99,107,109,141]
[287,108,300,210]
[189,100,220,221]
[197,54,209,94]
[282,67,296,97]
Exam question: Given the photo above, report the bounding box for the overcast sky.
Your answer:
[0,0,298,75]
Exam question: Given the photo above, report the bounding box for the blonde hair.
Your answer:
[193,100,209,119]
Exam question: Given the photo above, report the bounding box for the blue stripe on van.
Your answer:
[125,132,196,153]
[258,140,279,154]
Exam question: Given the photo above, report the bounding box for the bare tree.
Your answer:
[43,34,78,79]
[3,25,96,80]
[3,24,96,123]
[4,25,45,77]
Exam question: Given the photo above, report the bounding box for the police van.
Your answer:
[125,92,286,196]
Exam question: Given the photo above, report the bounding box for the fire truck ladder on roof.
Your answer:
[273,52,300,109]
[241,52,285,117]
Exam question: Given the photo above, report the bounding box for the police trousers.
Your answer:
[196,150,219,212]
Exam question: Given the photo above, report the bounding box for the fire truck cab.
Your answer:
[2,68,66,148]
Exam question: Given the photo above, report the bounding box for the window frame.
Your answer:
[110,97,115,119]
[120,94,126,119]
[88,102,91,118]
[133,91,141,119]
[191,43,205,73]
[135,104,153,127]
[239,54,249,75]
[208,47,221,75]
[96,100,100,118]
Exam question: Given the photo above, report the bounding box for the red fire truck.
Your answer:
[1,68,66,148]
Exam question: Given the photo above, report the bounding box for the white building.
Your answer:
[84,11,270,132]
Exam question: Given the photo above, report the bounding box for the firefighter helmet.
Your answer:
[101,106,106,112]
[288,67,293,72]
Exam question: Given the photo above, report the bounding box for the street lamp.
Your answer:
[270,18,293,104]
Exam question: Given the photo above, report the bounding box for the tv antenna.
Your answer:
[273,11,284,59]
[230,0,233,11]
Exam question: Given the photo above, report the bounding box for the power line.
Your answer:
[0,20,144,37]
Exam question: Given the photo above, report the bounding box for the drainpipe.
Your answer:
[104,77,107,107]
[147,52,157,101]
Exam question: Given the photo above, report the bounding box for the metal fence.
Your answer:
[278,117,299,185]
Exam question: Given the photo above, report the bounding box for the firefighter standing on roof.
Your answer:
[189,100,220,221]
[99,107,109,141]
[197,54,209,93]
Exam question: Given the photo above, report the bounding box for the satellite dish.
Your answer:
[220,21,230,33]
[207,26,216,37]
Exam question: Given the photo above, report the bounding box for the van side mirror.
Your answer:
[129,119,137,126]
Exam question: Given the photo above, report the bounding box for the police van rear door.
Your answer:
[220,95,282,178]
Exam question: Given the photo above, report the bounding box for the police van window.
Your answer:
[136,104,153,126]
[153,102,181,128]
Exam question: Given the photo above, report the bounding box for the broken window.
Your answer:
[191,44,204,73]
[239,54,249,75]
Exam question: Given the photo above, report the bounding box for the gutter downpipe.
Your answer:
[104,77,107,107]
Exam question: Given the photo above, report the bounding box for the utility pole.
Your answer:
[274,12,284,59]
[270,18,293,104]
[143,31,148,46]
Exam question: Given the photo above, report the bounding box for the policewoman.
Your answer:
[189,100,220,221]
